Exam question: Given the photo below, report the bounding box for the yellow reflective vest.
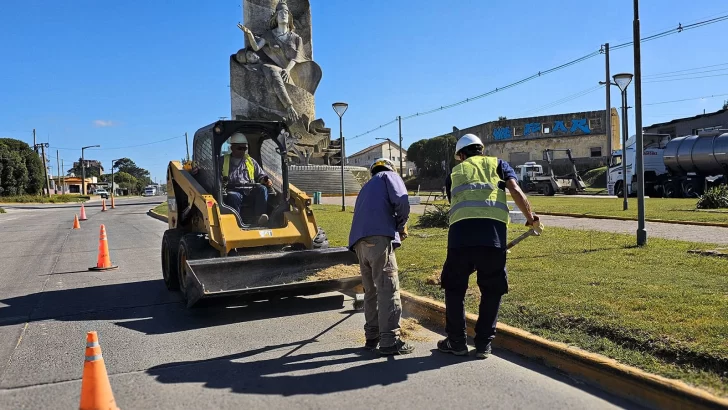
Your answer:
[449,155,509,225]
[222,154,255,182]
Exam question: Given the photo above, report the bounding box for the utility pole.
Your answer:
[398,116,404,177]
[40,144,51,196]
[604,43,612,158]
[56,150,60,194]
[33,129,37,154]
[633,0,647,246]
[61,159,65,194]
[185,132,190,162]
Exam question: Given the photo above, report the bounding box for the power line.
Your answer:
[643,67,728,80]
[644,93,728,106]
[351,13,728,141]
[519,85,604,116]
[642,62,728,78]
[49,135,185,151]
[643,73,728,83]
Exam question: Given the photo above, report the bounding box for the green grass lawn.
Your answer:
[152,202,168,216]
[527,196,728,224]
[311,205,728,396]
[0,194,91,204]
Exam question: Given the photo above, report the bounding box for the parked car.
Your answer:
[95,189,109,199]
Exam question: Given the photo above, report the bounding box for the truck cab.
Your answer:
[516,162,544,181]
[607,134,670,197]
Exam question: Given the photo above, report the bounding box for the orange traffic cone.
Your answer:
[79,331,120,410]
[73,214,81,230]
[89,224,118,271]
[79,204,88,221]
[101,200,107,212]
[110,196,116,209]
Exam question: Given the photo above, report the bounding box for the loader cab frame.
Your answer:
[192,120,291,229]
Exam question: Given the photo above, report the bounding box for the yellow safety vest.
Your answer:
[449,155,509,225]
[222,154,255,181]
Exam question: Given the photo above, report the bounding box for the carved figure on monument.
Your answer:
[231,0,335,165]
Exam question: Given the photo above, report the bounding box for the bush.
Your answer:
[0,194,90,204]
[696,185,728,209]
[0,207,5,213]
[582,166,607,188]
[416,204,450,228]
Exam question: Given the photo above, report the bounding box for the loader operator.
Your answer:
[348,158,414,356]
[436,134,538,359]
[221,132,273,226]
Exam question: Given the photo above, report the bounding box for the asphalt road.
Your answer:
[0,197,638,409]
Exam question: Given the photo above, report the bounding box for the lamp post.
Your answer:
[111,158,120,198]
[614,73,633,211]
[332,102,349,211]
[81,145,100,195]
[632,0,647,246]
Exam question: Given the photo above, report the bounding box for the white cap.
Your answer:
[230,132,248,144]
[455,134,483,158]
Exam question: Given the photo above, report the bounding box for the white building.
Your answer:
[347,140,416,176]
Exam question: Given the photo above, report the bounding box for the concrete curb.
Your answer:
[400,290,728,410]
[144,210,727,409]
[538,211,728,228]
[147,209,168,223]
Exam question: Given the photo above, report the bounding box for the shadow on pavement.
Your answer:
[0,279,347,335]
[0,201,163,210]
[147,345,462,396]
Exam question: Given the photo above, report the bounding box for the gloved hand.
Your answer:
[398,225,409,241]
[525,214,540,227]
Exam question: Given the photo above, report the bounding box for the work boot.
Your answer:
[437,338,468,356]
[257,214,269,226]
[475,344,492,360]
[379,339,414,356]
[364,337,380,350]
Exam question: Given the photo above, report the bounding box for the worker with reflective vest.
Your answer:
[221,132,272,226]
[437,133,538,359]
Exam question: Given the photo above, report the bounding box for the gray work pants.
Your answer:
[354,235,402,347]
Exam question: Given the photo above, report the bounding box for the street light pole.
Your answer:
[633,0,647,246]
[612,73,634,212]
[81,145,100,195]
[603,43,612,158]
[332,102,349,212]
[398,116,404,176]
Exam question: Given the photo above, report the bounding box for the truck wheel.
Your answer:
[545,184,556,196]
[177,234,218,301]
[614,182,624,198]
[161,229,184,290]
[313,227,330,249]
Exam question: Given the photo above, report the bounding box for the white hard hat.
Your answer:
[455,134,483,158]
[370,157,395,174]
[230,132,248,144]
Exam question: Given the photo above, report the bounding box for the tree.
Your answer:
[67,157,101,178]
[113,158,150,182]
[406,135,457,178]
[0,138,44,196]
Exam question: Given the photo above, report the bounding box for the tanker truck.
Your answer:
[607,129,728,198]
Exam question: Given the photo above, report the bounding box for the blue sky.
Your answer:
[1,0,727,182]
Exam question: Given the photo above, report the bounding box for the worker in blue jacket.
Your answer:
[349,158,414,356]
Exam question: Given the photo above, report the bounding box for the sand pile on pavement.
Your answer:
[400,317,431,342]
[305,264,360,281]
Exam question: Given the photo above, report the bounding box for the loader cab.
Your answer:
[191,120,291,229]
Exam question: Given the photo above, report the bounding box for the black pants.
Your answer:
[441,246,508,349]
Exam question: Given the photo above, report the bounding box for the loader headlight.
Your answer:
[304,198,311,206]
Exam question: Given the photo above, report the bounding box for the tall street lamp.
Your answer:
[332,102,349,211]
[632,0,647,246]
[375,137,393,163]
[614,72,633,211]
[81,145,100,195]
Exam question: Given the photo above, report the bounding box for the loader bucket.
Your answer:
[183,247,361,307]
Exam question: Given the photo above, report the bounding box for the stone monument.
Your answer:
[231,0,337,165]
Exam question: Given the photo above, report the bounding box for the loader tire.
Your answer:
[313,227,329,249]
[178,233,218,302]
[161,229,184,291]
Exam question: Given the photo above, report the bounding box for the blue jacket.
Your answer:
[348,170,410,250]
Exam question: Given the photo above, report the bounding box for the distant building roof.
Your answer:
[644,108,728,130]
[348,140,404,159]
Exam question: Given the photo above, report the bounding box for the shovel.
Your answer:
[507,220,544,250]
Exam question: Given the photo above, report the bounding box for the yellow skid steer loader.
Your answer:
[161,120,362,307]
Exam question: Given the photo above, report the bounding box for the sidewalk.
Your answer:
[319,196,728,245]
